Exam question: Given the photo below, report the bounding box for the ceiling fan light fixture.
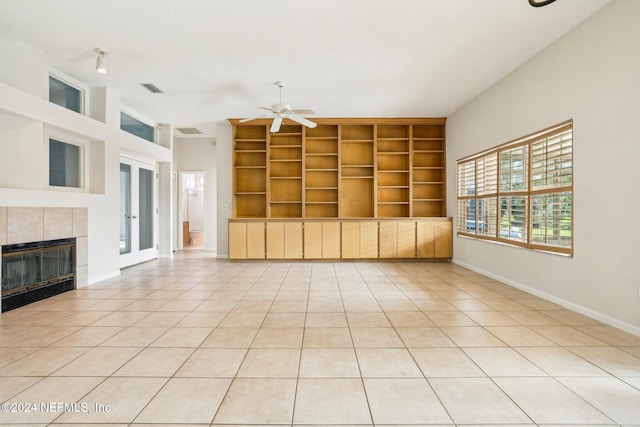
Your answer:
[95,48,108,74]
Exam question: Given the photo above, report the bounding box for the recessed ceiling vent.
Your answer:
[141,83,164,93]
[177,127,203,135]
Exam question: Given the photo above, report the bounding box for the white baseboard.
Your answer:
[217,253,229,259]
[452,259,640,337]
[87,270,121,286]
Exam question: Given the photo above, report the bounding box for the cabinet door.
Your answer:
[434,221,452,258]
[284,222,303,259]
[246,222,266,259]
[304,222,323,259]
[360,221,378,258]
[341,222,360,258]
[266,222,285,259]
[229,222,247,259]
[379,221,397,258]
[322,221,341,258]
[397,221,416,258]
[416,221,435,258]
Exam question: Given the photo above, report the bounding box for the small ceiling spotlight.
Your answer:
[95,48,108,74]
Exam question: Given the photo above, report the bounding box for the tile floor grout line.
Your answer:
[288,261,311,427]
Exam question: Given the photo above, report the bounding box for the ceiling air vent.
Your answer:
[177,128,203,135]
[141,83,164,94]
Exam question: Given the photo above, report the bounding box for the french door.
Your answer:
[120,157,158,268]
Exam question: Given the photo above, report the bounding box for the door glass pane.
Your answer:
[139,168,154,250]
[120,164,131,254]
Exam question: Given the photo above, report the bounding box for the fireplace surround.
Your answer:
[0,207,88,313]
[1,238,76,312]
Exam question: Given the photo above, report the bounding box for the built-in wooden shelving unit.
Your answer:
[229,117,449,259]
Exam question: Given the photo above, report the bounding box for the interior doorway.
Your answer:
[180,172,206,250]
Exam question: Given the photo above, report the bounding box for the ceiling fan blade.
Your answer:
[291,109,315,115]
[239,113,272,123]
[270,117,283,133]
[258,106,274,112]
[288,114,317,128]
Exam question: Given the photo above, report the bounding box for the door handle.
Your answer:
[132,215,137,219]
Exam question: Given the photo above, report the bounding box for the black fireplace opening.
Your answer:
[1,238,76,312]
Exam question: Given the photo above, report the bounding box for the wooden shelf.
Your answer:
[231,119,446,219]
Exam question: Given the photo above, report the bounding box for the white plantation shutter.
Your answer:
[531,192,572,249]
[532,127,572,189]
[477,197,497,238]
[457,121,572,255]
[477,153,498,195]
[500,145,528,192]
[457,161,476,197]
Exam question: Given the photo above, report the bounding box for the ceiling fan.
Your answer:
[240,81,317,132]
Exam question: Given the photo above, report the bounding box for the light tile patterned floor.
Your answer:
[0,252,639,426]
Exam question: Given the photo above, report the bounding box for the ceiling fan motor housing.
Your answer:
[271,103,291,113]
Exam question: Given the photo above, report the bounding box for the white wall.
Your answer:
[447,0,640,333]
[174,138,218,252]
[0,35,173,285]
[215,122,233,257]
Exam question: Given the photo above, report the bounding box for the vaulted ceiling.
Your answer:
[0,0,610,137]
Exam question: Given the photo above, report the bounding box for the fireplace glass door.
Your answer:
[120,157,158,268]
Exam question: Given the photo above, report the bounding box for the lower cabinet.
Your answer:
[416,221,452,259]
[229,218,452,260]
[265,222,304,259]
[304,221,340,259]
[229,221,266,259]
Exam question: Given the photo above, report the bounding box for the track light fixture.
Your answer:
[95,49,108,74]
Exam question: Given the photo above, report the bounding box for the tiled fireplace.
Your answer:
[0,207,88,312]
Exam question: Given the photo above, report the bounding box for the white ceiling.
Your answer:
[0,0,610,138]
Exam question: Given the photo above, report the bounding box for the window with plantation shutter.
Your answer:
[456,121,573,255]
[477,153,498,195]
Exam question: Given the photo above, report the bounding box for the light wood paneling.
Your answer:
[379,221,398,258]
[229,218,450,260]
[360,221,378,258]
[398,221,416,258]
[229,222,247,259]
[284,222,303,259]
[304,222,323,259]
[246,222,265,259]
[322,222,341,258]
[341,222,360,259]
[435,221,453,258]
[416,221,435,258]
[266,222,285,259]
